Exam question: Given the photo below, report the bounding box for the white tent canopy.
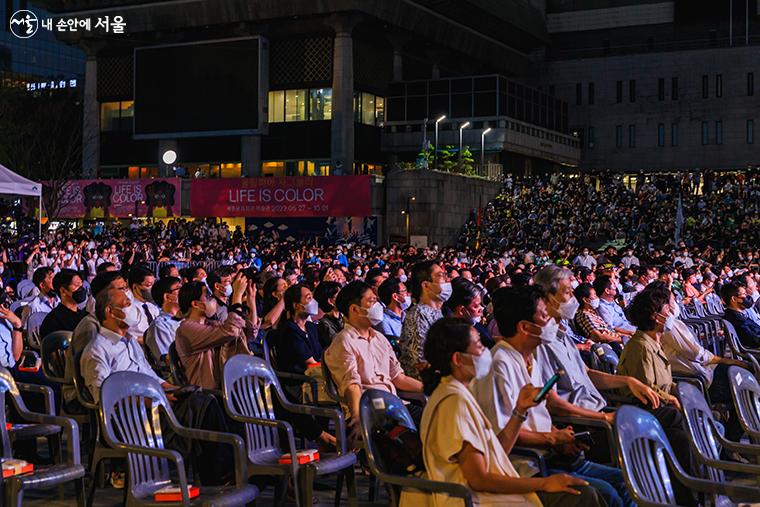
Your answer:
[0,163,42,237]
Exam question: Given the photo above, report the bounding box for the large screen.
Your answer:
[134,37,263,138]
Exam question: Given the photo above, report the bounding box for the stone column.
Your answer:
[329,14,360,176]
[387,33,408,82]
[157,139,178,177]
[241,135,261,177]
[80,41,103,179]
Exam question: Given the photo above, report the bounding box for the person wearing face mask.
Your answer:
[399,261,451,380]
[325,281,424,430]
[573,283,624,356]
[660,289,747,444]
[125,266,159,341]
[175,280,250,389]
[620,248,640,269]
[144,276,182,369]
[375,277,410,342]
[401,317,604,507]
[314,281,344,348]
[734,272,760,326]
[721,281,760,349]
[572,247,597,271]
[446,279,494,348]
[594,276,636,338]
[206,268,235,321]
[473,286,633,507]
[39,269,87,341]
[633,265,656,292]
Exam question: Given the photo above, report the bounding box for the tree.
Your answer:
[0,86,84,226]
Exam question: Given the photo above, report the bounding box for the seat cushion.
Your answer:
[310,452,357,476]
[8,423,60,441]
[9,463,85,490]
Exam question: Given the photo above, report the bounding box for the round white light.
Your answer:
[162,150,177,165]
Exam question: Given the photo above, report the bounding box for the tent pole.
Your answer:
[38,193,42,240]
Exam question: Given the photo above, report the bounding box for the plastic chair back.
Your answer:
[676,382,725,484]
[590,343,619,374]
[167,341,187,386]
[41,330,73,384]
[728,365,760,441]
[615,405,681,506]
[0,365,26,459]
[320,351,341,404]
[99,371,172,499]
[262,332,278,369]
[222,354,283,461]
[359,389,416,475]
[25,310,48,349]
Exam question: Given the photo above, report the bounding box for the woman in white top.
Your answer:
[403,317,604,507]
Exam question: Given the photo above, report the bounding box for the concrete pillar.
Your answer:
[82,55,99,178]
[329,14,360,176]
[387,33,408,82]
[241,135,262,177]
[431,62,440,80]
[158,139,178,177]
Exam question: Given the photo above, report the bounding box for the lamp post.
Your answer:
[434,115,446,170]
[458,121,470,169]
[481,127,492,170]
[403,196,416,244]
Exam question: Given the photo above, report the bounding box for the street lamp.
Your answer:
[481,127,492,169]
[458,121,470,168]
[434,115,446,170]
[404,196,416,244]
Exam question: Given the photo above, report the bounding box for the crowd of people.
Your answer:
[1,172,760,505]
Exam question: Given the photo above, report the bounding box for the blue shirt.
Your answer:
[0,319,15,368]
[597,298,636,333]
[145,311,181,361]
[335,254,348,267]
[275,320,322,374]
[375,308,404,338]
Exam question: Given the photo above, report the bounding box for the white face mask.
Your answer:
[464,349,492,380]
[223,284,233,298]
[437,282,453,302]
[751,291,760,303]
[363,301,384,326]
[399,274,408,283]
[401,295,412,311]
[540,319,560,344]
[570,280,579,290]
[555,295,580,320]
[672,303,681,319]
[588,298,600,309]
[303,298,319,316]
[664,314,677,331]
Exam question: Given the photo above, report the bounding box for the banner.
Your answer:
[53,178,181,218]
[191,176,372,217]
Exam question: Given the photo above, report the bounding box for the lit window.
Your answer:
[309,88,332,120]
[285,89,307,122]
[362,93,375,125]
[268,91,284,123]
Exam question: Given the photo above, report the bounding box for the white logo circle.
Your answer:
[9,10,38,39]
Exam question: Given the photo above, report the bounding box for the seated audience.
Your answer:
[573,283,624,355]
[722,281,760,348]
[313,280,344,348]
[39,269,87,340]
[593,275,636,338]
[144,276,182,366]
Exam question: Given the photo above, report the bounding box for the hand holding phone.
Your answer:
[534,369,565,403]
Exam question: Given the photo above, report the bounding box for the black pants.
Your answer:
[538,485,606,507]
[707,363,744,442]
[274,381,329,441]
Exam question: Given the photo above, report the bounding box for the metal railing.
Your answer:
[396,162,503,182]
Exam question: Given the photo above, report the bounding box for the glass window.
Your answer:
[747,120,754,144]
[715,120,723,144]
[375,96,385,125]
[575,83,582,105]
[353,92,361,122]
[616,81,622,103]
[615,125,623,147]
[628,124,636,147]
[671,123,679,146]
[702,75,708,99]
[657,123,665,146]
[702,121,709,145]
[629,80,636,102]
[262,161,285,177]
[748,72,754,96]
[309,88,332,120]
[658,78,665,101]
[588,82,594,105]
[100,102,121,131]
[716,74,722,98]
[671,77,679,100]
[361,93,375,125]
[268,91,284,123]
[588,126,595,148]
[285,89,307,122]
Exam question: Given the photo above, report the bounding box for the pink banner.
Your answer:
[53,179,181,218]
[190,176,372,217]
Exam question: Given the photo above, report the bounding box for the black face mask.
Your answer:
[72,287,87,304]
[742,296,754,310]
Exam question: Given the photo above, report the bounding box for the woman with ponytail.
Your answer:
[405,317,605,507]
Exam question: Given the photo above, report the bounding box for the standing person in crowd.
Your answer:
[572,248,597,270]
[474,286,633,507]
[39,269,87,340]
[145,276,182,367]
[405,317,605,507]
[313,280,344,348]
[399,261,450,379]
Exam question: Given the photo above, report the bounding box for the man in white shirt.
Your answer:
[145,276,182,367]
[620,249,640,269]
[572,248,597,270]
[473,286,632,507]
[126,266,159,340]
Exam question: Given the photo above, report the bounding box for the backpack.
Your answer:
[372,423,425,476]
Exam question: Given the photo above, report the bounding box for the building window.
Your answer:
[309,88,332,120]
[588,82,595,105]
[658,78,665,101]
[702,121,709,145]
[100,101,134,131]
[615,125,623,147]
[702,75,709,99]
[576,82,582,105]
[671,123,679,146]
[748,72,754,96]
[716,74,723,98]
[657,123,665,146]
[671,77,679,100]
[628,124,636,147]
[285,89,307,121]
[715,120,723,144]
[268,88,337,123]
[353,91,386,126]
[629,80,636,102]
[616,81,623,103]
[747,120,754,144]
[268,90,285,123]
[588,126,595,148]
